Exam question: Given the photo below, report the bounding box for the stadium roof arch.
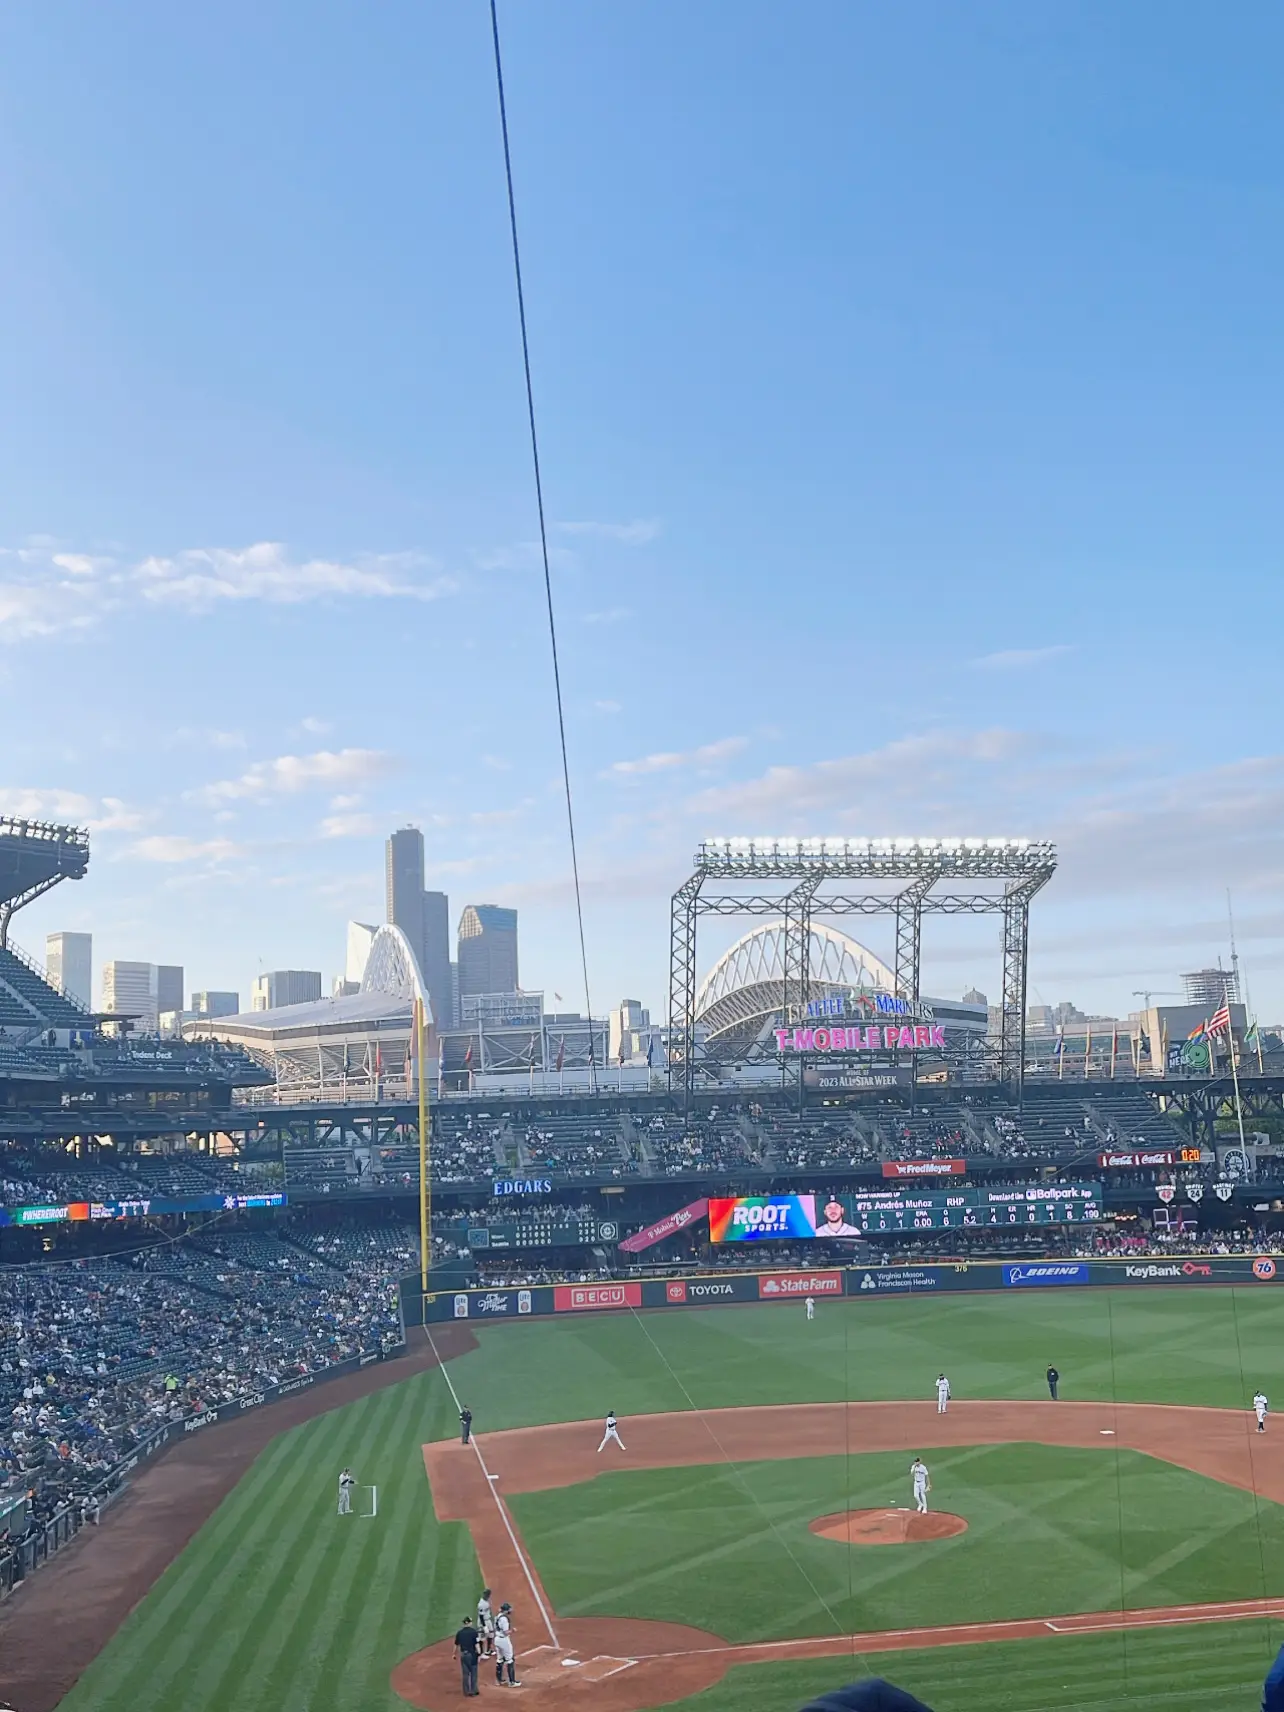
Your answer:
[695,921,896,1059]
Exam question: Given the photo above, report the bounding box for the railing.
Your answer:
[4,937,92,1015]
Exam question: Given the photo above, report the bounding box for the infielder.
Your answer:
[936,1374,951,1414]
[910,1456,931,1514]
[805,1296,816,1322]
[337,1467,355,1515]
[494,1601,520,1685]
[477,1587,496,1657]
[1255,1391,1269,1433]
[597,1410,626,1452]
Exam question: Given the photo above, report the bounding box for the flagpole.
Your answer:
[1223,984,1249,1164]
[417,997,430,1294]
[1083,1021,1092,1080]
[1110,1023,1117,1080]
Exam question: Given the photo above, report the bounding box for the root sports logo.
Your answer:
[709,1194,817,1242]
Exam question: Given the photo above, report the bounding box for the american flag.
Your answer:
[1205,1004,1232,1037]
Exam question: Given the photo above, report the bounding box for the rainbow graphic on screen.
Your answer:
[708,1194,818,1242]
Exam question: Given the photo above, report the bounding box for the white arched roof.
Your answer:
[696,921,896,1019]
[360,924,433,1022]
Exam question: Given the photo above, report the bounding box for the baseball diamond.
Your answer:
[13,1288,1284,1712]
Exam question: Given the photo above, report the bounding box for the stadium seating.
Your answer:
[0,946,88,1028]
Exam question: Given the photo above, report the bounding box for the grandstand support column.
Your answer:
[782,876,820,1107]
[999,881,1036,1100]
[893,876,935,1004]
[668,872,705,1112]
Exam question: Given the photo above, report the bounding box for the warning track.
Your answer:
[393,1399,1284,1712]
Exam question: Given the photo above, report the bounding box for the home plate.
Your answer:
[1100,1430,1116,1435]
[519,1654,637,1686]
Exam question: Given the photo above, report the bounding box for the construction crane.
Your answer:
[1133,990,1179,1009]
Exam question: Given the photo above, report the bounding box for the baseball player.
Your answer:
[1255,1391,1269,1433]
[337,1468,355,1515]
[597,1410,626,1452]
[494,1601,520,1685]
[936,1374,951,1414]
[477,1587,496,1657]
[805,1296,816,1322]
[910,1456,931,1514]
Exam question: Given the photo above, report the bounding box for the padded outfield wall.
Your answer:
[410,1252,1284,1323]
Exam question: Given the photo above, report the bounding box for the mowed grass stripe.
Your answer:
[65,1407,352,1711]
[194,1388,411,1711]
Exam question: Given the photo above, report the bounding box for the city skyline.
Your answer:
[4,5,1284,1018]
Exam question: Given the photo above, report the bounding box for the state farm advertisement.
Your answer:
[1098,1150,1177,1169]
[882,1160,966,1179]
[553,1282,643,1313]
[617,1199,709,1254]
[757,1270,842,1300]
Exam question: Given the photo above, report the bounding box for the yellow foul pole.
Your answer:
[417,997,431,1292]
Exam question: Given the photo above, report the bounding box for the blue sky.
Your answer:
[3,1,1283,1021]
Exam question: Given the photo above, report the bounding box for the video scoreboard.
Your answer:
[845,1184,1100,1234]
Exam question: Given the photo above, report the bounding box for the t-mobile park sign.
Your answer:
[774,1024,946,1053]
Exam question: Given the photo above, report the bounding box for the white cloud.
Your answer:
[0,788,143,832]
[594,700,622,714]
[320,812,377,839]
[130,835,241,863]
[556,519,661,545]
[298,715,332,735]
[971,645,1075,670]
[195,748,395,805]
[583,608,633,626]
[134,543,455,609]
[605,736,748,779]
[0,540,457,642]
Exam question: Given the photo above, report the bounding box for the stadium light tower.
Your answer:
[0,816,91,948]
[669,836,1057,1110]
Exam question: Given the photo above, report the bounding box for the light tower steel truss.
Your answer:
[668,837,1056,1108]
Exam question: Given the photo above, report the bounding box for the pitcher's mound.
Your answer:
[810,1508,968,1545]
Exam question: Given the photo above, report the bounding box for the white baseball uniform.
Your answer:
[936,1376,951,1414]
[477,1595,495,1652]
[911,1459,930,1513]
[805,1297,815,1321]
[1255,1392,1269,1431]
[337,1470,355,1514]
[597,1413,625,1451]
[494,1611,515,1665]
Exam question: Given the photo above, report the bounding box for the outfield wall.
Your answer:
[419,1254,1284,1321]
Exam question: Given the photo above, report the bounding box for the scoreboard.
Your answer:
[467,1215,619,1250]
[843,1184,1099,1234]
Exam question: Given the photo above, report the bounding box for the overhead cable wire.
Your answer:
[488,0,597,1090]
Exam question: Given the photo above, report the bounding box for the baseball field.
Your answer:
[31,1286,1284,1712]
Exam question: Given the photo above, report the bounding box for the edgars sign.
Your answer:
[492,1178,553,1197]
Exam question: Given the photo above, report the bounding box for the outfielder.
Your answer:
[1255,1391,1269,1433]
[910,1456,931,1514]
[805,1296,815,1321]
[597,1410,626,1452]
[494,1601,520,1685]
[477,1587,496,1657]
[936,1374,951,1414]
[337,1467,355,1515]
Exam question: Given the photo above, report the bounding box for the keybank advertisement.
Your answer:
[709,1195,817,1241]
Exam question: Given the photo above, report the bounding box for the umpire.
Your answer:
[460,1406,473,1445]
[1046,1364,1060,1400]
[454,1614,480,1696]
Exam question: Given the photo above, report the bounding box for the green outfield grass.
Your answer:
[509,1445,1284,1636]
[53,1287,1284,1712]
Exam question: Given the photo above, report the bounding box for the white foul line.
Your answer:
[424,1326,559,1650]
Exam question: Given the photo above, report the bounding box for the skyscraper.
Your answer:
[421,889,452,1029]
[45,932,92,1009]
[385,827,424,967]
[383,827,452,1029]
[101,961,158,1030]
[156,965,184,1019]
[457,905,519,1000]
[346,921,378,986]
[251,970,322,1010]
[1182,966,1240,1008]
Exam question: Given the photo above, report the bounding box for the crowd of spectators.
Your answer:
[0,1221,411,1530]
